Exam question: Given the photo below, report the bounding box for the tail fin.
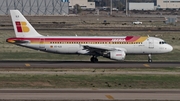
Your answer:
[10,10,42,37]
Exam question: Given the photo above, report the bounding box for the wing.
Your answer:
[82,45,127,56]
[83,45,115,51]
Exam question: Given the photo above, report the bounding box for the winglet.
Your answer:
[10,10,42,37]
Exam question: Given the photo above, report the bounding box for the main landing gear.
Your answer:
[148,54,152,63]
[90,56,98,63]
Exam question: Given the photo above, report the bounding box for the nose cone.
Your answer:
[167,44,173,52]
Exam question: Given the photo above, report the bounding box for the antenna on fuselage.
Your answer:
[75,34,78,37]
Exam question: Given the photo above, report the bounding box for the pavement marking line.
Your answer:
[105,95,114,100]
[143,64,150,67]
[25,64,30,67]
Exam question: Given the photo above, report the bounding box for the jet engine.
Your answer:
[103,50,126,61]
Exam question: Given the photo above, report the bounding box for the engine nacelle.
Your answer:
[103,50,126,61]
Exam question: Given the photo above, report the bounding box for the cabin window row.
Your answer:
[50,42,142,44]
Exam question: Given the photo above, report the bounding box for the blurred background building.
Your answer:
[69,0,95,10]
[157,0,180,10]
[0,0,180,15]
[129,3,155,10]
[0,0,69,15]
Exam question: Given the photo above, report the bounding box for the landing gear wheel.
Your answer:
[90,56,98,63]
[148,59,152,63]
[148,54,152,63]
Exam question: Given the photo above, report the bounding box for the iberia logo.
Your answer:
[15,21,30,32]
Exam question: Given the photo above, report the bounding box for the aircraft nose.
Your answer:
[167,44,173,52]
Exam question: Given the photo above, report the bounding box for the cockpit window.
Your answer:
[159,41,166,44]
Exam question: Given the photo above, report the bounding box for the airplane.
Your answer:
[6,10,173,63]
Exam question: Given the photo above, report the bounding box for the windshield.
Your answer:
[159,41,166,44]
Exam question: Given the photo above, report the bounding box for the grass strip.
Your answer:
[0,74,180,89]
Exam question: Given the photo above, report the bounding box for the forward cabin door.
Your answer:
[39,38,46,49]
[148,39,154,49]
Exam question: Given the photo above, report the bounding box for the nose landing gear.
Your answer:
[148,54,152,63]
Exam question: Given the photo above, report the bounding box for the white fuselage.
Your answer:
[16,36,172,55]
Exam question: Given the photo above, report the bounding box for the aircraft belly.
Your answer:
[119,45,142,54]
[22,43,159,54]
[109,44,141,54]
[21,44,40,50]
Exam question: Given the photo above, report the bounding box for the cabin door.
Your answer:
[39,38,45,49]
[148,39,154,48]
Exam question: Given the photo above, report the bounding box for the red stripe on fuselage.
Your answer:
[7,36,141,42]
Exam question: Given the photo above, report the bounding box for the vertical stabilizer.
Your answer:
[10,10,42,37]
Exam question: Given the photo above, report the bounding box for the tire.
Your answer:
[148,59,152,63]
[90,57,98,63]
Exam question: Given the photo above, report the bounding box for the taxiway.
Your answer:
[0,89,180,101]
[0,61,180,68]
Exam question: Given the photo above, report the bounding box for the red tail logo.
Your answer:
[15,21,29,32]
